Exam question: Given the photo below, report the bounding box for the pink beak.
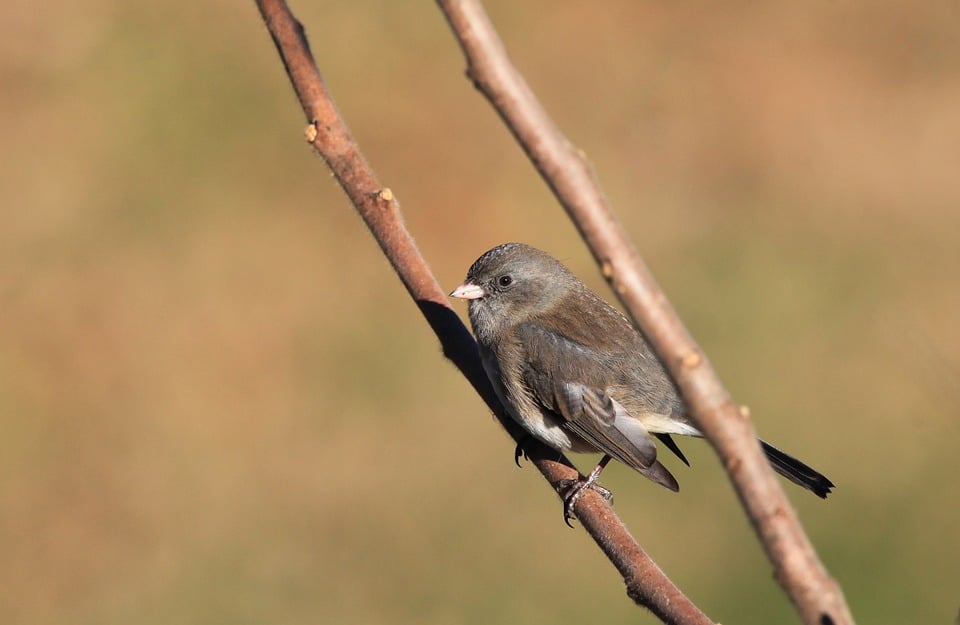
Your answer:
[450,282,485,300]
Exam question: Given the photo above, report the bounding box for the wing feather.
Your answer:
[518,321,679,491]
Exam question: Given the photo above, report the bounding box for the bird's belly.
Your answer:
[479,348,585,452]
[498,376,594,453]
[512,406,583,452]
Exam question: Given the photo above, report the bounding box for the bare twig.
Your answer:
[254,1,713,624]
[435,1,854,624]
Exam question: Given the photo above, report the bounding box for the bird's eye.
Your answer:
[497,275,513,287]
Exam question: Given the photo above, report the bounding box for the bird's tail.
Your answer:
[760,440,834,498]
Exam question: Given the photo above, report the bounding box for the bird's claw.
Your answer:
[558,478,613,527]
[513,437,531,467]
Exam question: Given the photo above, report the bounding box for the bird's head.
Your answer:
[450,242,573,345]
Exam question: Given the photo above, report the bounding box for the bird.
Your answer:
[450,242,833,524]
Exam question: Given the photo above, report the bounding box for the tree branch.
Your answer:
[254,1,713,624]
[434,1,854,624]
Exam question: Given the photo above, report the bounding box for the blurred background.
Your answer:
[2,1,958,623]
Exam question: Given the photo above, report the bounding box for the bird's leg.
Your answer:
[560,455,613,527]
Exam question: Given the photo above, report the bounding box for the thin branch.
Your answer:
[253,1,713,624]
[435,1,854,624]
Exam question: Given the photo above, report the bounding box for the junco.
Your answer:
[451,242,833,523]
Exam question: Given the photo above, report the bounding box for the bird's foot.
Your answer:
[513,436,532,467]
[558,455,614,527]
[558,476,613,527]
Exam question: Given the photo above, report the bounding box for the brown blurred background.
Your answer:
[2,1,958,624]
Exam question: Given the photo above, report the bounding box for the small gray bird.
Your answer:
[451,242,833,523]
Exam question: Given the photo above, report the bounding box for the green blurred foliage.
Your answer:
[2,1,958,624]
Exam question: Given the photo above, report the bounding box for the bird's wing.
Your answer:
[517,321,679,491]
